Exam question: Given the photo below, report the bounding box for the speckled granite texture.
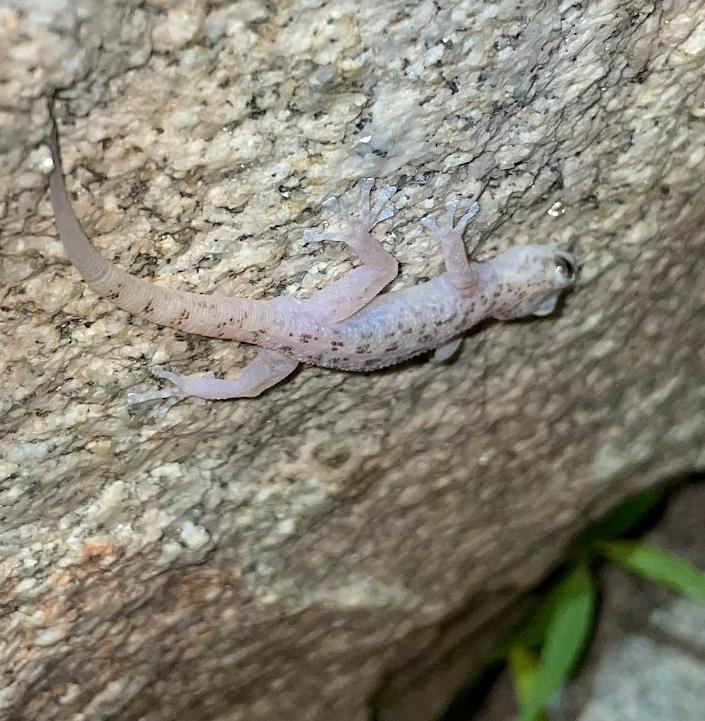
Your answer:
[1,1,704,720]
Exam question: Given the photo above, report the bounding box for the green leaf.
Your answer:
[507,647,550,721]
[508,646,539,702]
[577,489,663,550]
[598,541,705,603]
[517,563,596,721]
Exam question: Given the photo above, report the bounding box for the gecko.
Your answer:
[47,106,578,417]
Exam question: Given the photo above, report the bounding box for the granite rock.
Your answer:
[1,1,704,720]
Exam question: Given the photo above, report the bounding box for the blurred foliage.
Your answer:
[491,488,705,721]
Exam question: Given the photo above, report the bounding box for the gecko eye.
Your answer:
[554,253,577,281]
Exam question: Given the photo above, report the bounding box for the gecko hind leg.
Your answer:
[127,349,299,418]
[421,199,480,296]
[301,178,399,323]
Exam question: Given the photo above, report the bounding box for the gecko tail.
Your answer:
[47,96,117,286]
[46,96,269,341]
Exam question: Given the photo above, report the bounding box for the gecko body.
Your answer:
[47,109,578,416]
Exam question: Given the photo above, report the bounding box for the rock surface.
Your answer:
[1,1,704,720]
[578,635,705,721]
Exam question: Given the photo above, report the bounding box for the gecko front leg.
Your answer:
[421,199,480,295]
[301,178,399,323]
[432,337,463,362]
[127,349,298,417]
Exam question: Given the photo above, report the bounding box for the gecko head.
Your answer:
[487,245,578,320]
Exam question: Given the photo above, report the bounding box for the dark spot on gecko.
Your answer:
[300,333,312,344]
[142,301,154,314]
[384,343,399,352]
[355,344,370,354]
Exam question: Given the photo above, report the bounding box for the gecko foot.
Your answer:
[421,198,481,295]
[303,178,397,244]
[421,198,480,239]
[126,350,299,418]
[298,178,400,322]
[127,366,211,418]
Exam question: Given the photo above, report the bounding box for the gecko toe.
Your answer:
[150,366,181,382]
[127,365,193,415]
[153,396,181,419]
[424,198,480,237]
[127,388,177,404]
[456,202,480,232]
[420,216,439,232]
[303,229,339,244]
[359,178,375,210]
[364,182,397,227]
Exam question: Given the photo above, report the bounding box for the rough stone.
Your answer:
[577,636,705,721]
[1,1,704,720]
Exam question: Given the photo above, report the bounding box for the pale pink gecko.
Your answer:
[47,109,578,417]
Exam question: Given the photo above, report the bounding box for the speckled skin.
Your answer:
[262,264,567,372]
[48,109,577,415]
